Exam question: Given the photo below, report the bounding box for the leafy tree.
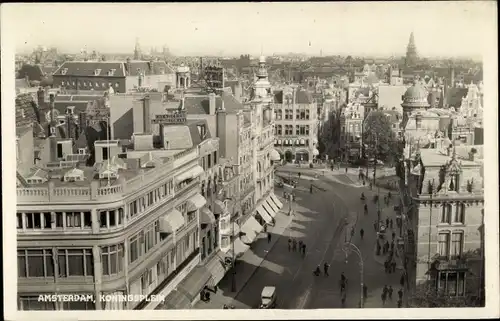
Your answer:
[363,111,399,164]
[319,109,342,158]
[408,283,482,308]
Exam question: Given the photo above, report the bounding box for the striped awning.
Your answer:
[270,193,283,209]
[256,205,273,224]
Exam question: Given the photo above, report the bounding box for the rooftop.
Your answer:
[419,147,481,168]
[53,60,172,77]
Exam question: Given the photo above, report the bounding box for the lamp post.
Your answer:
[343,242,364,308]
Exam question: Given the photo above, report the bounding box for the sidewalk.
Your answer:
[194,196,292,309]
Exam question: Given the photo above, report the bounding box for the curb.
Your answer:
[232,211,294,300]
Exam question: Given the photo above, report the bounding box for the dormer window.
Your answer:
[78,148,86,155]
[108,69,116,76]
[61,68,68,75]
[94,69,102,76]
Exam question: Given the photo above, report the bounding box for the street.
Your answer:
[194,165,405,309]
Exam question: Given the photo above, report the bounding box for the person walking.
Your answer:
[292,239,297,252]
[360,228,364,240]
[363,284,368,300]
[388,286,393,301]
[298,240,303,250]
[302,243,306,257]
[381,291,387,306]
[267,232,272,243]
[323,262,330,277]
[400,274,405,288]
[288,238,292,252]
[398,288,404,300]
[384,260,389,274]
[345,167,348,173]
[385,217,389,227]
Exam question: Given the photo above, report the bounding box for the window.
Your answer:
[275,110,282,120]
[17,213,23,229]
[454,202,465,223]
[144,222,158,253]
[441,203,452,224]
[438,232,450,258]
[99,211,107,228]
[276,125,282,135]
[95,82,99,88]
[129,234,141,263]
[101,244,124,276]
[62,300,95,310]
[115,82,119,88]
[56,212,64,228]
[83,81,87,87]
[58,249,93,277]
[66,212,81,228]
[102,147,109,160]
[19,296,55,310]
[305,110,310,120]
[83,212,91,227]
[450,232,464,259]
[437,272,466,296]
[208,154,212,168]
[94,69,102,76]
[296,125,300,135]
[57,143,63,159]
[61,81,66,86]
[17,249,54,278]
[305,125,310,135]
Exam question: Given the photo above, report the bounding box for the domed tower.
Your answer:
[252,56,272,102]
[405,32,418,67]
[401,80,430,127]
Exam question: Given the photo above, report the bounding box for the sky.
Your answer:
[2,2,496,58]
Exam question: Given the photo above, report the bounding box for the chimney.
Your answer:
[37,87,45,108]
[209,92,216,115]
[143,94,151,134]
[126,58,132,76]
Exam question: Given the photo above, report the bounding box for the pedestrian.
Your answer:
[298,172,301,179]
[397,299,403,308]
[324,262,330,276]
[345,167,348,173]
[392,261,397,273]
[292,239,297,252]
[384,260,389,273]
[391,241,395,252]
[400,274,405,287]
[381,291,387,306]
[288,238,292,252]
[385,218,389,227]
[385,241,390,254]
[302,243,306,257]
[383,285,388,296]
[363,284,368,299]
[369,182,373,190]
[392,232,396,240]
[267,232,272,243]
[360,228,364,240]
[398,288,403,300]
[388,286,393,300]
[299,240,303,249]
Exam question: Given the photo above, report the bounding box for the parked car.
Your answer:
[260,286,277,309]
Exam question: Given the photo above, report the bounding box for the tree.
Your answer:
[408,283,481,308]
[319,110,342,158]
[363,111,399,165]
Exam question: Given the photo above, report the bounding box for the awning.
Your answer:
[278,140,282,144]
[205,252,228,287]
[157,289,191,310]
[300,139,305,144]
[175,165,204,184]
[266,197,279,214]
[186,193,207,212]
[270,149,281,161]
[176,265,211,302]
[240,216,263,244]
[226,238,250,259]
[270,193,283,209]
[295,140,300,145]
[213,200,226,215]
[262,202,276,218]
[256,205,273,224]
[200,207,216,224]
[159,209,185,233]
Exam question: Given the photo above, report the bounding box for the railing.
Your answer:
[16,148,200,204]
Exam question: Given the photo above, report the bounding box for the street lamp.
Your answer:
[343,242,364,308]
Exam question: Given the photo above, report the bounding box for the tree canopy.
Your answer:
[408,283,482,308]
[362,111,401,164]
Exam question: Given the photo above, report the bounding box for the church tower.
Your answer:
[405,32,418,67]
[134,37,143,60]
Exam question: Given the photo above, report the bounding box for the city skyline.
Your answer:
[4,2,495,58]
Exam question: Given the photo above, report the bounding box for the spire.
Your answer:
[406,32,418,67]
[134,37,142,60]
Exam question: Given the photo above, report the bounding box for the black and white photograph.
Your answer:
[1,2,498,320]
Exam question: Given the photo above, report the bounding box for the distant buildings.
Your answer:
[273,84,319,163]
[405,32,419,67]
[52,60,176,94]
[339,102,365,162]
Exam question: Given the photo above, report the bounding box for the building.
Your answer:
[16,96,223,310]
[339,102,365,162]
[273,84,319,163]
[52,60,176,94]
[405,32,418,67]
[400,144,484,304]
